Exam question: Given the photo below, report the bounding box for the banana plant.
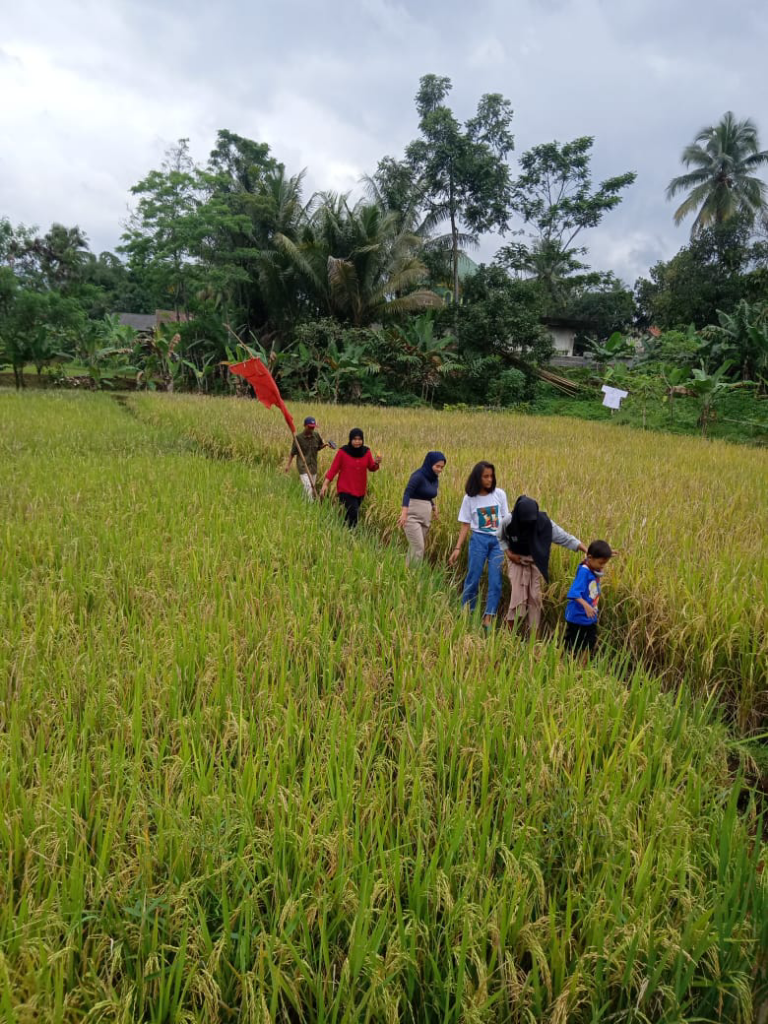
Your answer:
[586,331,635,370]
[687,361,734,437]
[660,366,689,424]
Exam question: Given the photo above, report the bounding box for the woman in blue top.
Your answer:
[397,451,446,566]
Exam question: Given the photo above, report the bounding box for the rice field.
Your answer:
[0,391,766,1023]
[131,392,768,732]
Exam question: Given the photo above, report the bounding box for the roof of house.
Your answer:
[541,315,596,330]
[456,252,479,281]
[117,313,156,332]
[115,310,191,332]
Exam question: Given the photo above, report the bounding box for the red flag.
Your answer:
[230,358,295,434]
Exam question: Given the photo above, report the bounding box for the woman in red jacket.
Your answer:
[319,428,382,527]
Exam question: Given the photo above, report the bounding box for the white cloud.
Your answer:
[1,0,767,280]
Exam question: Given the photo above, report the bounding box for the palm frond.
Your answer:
[378,290,443,317]
[273,233,325,293]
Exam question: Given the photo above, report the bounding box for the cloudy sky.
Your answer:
[2,0,767,285]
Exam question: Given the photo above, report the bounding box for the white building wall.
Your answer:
[548,326,576,356]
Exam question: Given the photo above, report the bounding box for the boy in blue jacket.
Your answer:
[564,540,613,659]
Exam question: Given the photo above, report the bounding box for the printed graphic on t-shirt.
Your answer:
[477,505,499,532]
[588,579,599,605]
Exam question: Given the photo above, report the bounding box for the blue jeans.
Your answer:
[461,531,503,615]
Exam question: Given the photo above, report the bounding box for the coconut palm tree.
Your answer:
[667,112,768,236]
[274,193,441,326]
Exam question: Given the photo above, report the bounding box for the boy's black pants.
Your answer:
[564,621,598,654]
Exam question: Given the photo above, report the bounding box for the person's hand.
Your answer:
[283,465,291,475]
[583,604,598,620]
[448,547,461,567]
[432,506,439,520]
[397,510,408,530]
[506,551,522,564]
[319,483,328,499]
[374,454,383,465]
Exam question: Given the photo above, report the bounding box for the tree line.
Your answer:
[1,77,767,409]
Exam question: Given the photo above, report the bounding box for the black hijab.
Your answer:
[341,427,369,459]
[505,495,554,582]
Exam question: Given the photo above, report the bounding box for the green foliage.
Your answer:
[687,360,739,435]
[637,325,704,369]
[2,393,766,1019]
[486,366,527,406]
[287,319,380,403]
[585,331,635,368]
[401,74,515,307]
[458,265,552,365]
[5,101,767,414]
[266,192,440,329]
[635,217,768,330]
[134,322,184,392]
[563,276,636,342]
[120,139,222,317]
[667,111,768,235]
[0,270,88,386]
[700,299,768,386]
[497,136,635,308]
[386,312,460,403]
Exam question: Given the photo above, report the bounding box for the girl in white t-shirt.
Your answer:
[448,461,509,626]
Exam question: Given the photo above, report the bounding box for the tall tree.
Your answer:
[274,193,440,326]
[667,112,768,236]
[201,130,281,322]
[497,137,635,308]
[33,224,90,291]
[635,219,766,330]
[402,75,515,310]
[120,140,206,316]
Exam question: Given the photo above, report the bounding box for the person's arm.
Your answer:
[551,519,587,554]
[449,498,472,565]
[498,490,509,522]
[319,450,342,497]
[284,438,299,473]
[575,596,598,619]
[448,523,470,566]
[497,512,511,551]
[398,471,419,528]
[497,512,522,563]
[367,450,381,472]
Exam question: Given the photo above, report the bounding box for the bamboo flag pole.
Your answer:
[224,322,320,499]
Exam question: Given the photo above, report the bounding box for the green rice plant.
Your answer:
[128,393,768,732]
[0,392,766,1021]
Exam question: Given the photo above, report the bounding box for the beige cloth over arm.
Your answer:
[403,499,433,565]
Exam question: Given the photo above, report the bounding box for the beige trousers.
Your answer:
[403,499,433,565]
[505,557,543,633]
[299,472,316,500]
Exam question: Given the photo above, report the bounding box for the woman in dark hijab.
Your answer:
[397,451,446,565]
[498,495,586,634]
[320,428,382,527]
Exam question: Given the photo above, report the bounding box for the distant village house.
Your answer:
[114,310,192,336]
[541,315,594,358]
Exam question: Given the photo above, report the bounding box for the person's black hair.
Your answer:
[465,461,496,497]
[587,539,612,560]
